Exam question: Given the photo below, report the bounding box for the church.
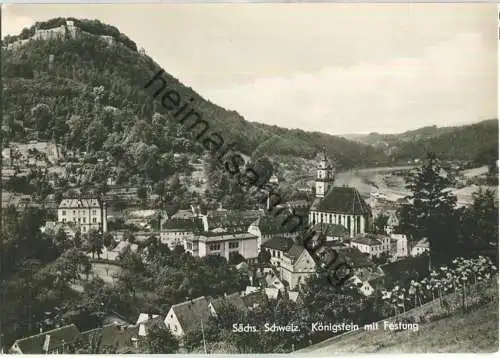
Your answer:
[308,152,372,237]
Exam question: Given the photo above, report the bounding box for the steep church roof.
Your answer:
[311,186,371,216]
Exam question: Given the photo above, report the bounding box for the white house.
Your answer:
[411,238,430,256]
[185,232,259,261]
[164,296,212,338]
[58,197,108,234]
[390,233,408,259]
[261,236,317,289]
[349,275,375,297]
[349,236,383,258]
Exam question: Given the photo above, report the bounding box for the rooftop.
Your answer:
[12,324,82,354]
[312,186,371,216]
[261,236,295,252]
[163,218,204,232]
[351,235,383,246]
[193,232,258,242]
[170,296,212,334]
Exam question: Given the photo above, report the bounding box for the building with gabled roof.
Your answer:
[309,151,372,237]
[57,196,107,234]
[261,236,316,289]
[160,217,204,249]
[164,296,212,337]
[209,292,248,316]
[80,324,140,353]
[9,324,82,354]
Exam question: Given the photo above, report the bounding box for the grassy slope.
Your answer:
[300,300,499,353]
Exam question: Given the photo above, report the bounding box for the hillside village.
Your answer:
[1,17,498,354]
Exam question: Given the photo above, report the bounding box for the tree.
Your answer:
[459,188,499,256]
[257,249,271,264]
[88,230,103,259]
[399,153,458,266]
[103,232,114,249]
[146,323,179,353]
[74,229,82,249]
[372,214,389,234]
[228,252,245,265]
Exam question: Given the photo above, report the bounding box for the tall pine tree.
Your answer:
[399,153,458,266]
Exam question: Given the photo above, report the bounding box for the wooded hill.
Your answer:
[2,17,388,174]
[343,119,498,164]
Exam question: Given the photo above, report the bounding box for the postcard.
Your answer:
[1,2,498,354]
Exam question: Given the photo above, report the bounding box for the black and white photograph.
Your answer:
[1,2,498,354]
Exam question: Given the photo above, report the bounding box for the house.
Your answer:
[385,211,399,234]
[349,235,385,258]
[265,272,286,291]
[164,296,212,338]
[241,289,268,310]
[349,275,375,297]
[264,287,281,300]
[137,316,164,337]
[185,232,259,260]
[261,236,317,289]
[40,221,77,239]
[309,151,372,237]
[58,196,108,234]
[160,218,203,249]
[80,324,140,353]
[310,223,349,241]
[248,216,299,250]
[389,233,408,260]
[287,291,303,304]
[411,238,430,256]
[204,209,260,233]
[9,324,82,354]
[209,292,247,317]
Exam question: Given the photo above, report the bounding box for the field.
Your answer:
[299,300,498,353]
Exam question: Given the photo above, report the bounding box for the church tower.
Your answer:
[315,150,335,198]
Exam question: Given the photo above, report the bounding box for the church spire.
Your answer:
[315,149,335,198]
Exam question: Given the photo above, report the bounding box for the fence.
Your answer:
[295,276,498,353]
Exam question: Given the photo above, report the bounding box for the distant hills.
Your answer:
[2,17,497,175]
[342,119,498,164]
[1,17,387,172]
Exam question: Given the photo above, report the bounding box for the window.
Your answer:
[83,226,86,232]
[73,210,76,215]
[83,218,86,223]
[92,218,97,223]
[229,242,239,249]
[62,218,66,222]
[92,210,97,215]
[62,211,66,216]
[209,243,221,251]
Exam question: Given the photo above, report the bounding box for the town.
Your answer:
[1,11,498,355]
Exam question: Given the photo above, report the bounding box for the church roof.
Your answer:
[312,186,371,216]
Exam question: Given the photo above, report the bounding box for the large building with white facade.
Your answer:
[184,232,259,261]
[57,197,108,234]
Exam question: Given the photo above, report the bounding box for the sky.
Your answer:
[2,3,498,135]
